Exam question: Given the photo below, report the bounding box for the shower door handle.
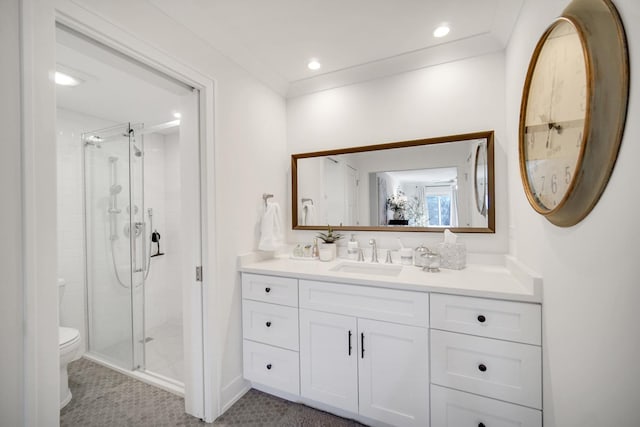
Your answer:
[140,221,147,274]
[132,222,147,273]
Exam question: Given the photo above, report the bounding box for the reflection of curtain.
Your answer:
[377,177,388,226]
[450,184,459,227]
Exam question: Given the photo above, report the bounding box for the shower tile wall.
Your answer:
[57,108,116,355]
[142,131,183,381]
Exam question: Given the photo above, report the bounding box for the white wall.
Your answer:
[505,1,640,426]
[0,0,24,424]
[287,52,507,252]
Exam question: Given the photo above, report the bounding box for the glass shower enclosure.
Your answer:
[83,122,148,371]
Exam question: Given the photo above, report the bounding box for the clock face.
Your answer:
[522,19,588,212]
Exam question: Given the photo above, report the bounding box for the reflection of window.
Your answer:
[426,187,453,226]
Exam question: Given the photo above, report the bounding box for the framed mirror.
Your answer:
[292,131,495,233]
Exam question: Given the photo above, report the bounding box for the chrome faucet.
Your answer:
[369,239,378,263]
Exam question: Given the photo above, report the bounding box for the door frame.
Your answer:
[25,1,219,422]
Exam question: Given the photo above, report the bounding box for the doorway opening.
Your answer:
[55,23,205,415]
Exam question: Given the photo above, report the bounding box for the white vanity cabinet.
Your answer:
[299,280,429,427]
[240,267,543,427]
[429,293,543,427]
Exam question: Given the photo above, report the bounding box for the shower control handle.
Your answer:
[265,287,271,293]
[265,321,271,327]
[266,364,272,370]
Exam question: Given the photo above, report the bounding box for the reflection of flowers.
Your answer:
[386,191,407,211]
[387,191,408,220]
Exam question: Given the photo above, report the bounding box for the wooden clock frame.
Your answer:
[518,0,629,227]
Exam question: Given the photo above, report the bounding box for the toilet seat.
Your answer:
[59,326,80,350]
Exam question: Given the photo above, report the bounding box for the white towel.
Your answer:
[302,201,317,225]
[258,201,283,251]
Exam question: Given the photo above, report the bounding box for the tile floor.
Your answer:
[61,358,367,426]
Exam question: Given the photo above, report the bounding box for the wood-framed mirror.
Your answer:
[292,131,495,233]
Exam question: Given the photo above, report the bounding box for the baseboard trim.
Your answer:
[220,375,250,414]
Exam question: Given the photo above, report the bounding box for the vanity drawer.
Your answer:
[243,340,300,395]
[431,330,541,409]
[299,279,429,327]
[431,385,542,427]
[242,273,298,307]
[431,293,541,345]
[242,300,299,350]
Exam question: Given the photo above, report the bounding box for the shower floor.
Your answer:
[92,319,183,384]
[144,320,183,382]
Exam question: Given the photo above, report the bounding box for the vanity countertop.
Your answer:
[239,254,542,303]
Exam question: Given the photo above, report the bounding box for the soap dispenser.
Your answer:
[347,234,359,260]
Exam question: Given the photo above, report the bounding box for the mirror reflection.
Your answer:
[292,131,494,233]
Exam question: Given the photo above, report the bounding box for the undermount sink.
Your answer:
[330,262,402,277]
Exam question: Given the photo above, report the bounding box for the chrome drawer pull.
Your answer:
[477,314,486,323]
[265,321,272,327]
[265,287,271,293]
[478,363,487,372]
[266,363,272,370]
[478,423,486,427]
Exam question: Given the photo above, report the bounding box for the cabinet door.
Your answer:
[358,318,429,427]
[300,309,358,413]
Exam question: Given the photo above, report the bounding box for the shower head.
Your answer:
[133,145,143,157]
[110,184,122,195]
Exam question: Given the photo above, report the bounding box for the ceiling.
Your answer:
[56,26,190,126]
[149,0,523,97]
[55,1,524,119]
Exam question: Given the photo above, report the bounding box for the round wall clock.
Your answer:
[518,0,629,226]
[474,142,488,217]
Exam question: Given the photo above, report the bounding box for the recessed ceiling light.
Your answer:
[433,25,450,38]
[55,71,82,87]
[173,112,182,119]
[307,59,321,71]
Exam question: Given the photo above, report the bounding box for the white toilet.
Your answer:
[58,278,81,409]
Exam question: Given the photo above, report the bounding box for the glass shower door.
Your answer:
[83,123,145,370]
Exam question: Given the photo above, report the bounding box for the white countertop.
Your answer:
[238,254,543,303]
